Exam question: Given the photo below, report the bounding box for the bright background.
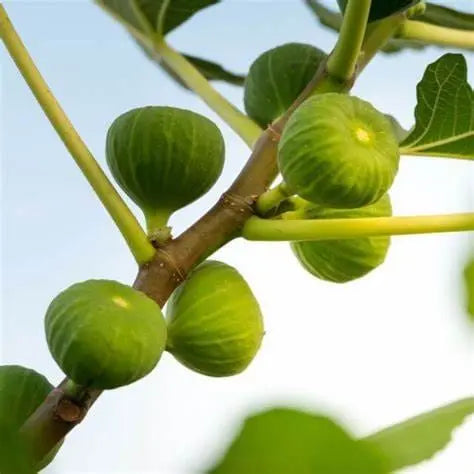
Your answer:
[1,1,473,473]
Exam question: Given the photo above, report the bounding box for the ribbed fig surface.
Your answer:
[0,365,61,470]
[278,93,399,209]
[291,195,392,283]
[244,43,326,127]
[166,261,264,377]
[106,106,225,232]
[45,280,167,389]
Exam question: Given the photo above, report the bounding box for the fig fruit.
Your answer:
[278,93,399,209]
[106,106,225,235]
[166,261,264,377]
[45,279,167,389]
[337,0,419,22]
[291,195,392,283]
[244,43,326,127]
[0,365,61,470]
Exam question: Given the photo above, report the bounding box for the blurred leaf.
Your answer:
[401,54,474,159]
[385,114,410,142]
[336,0,420,22]
[464,255,474,320]
[362,398,474,471]
[208,408,386,474]
[422,3,474,31]
[98,0,219,36]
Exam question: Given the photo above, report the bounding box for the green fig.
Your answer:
[337,0,420,22]
[278,93,399,209]
[166,261,264,377]
[106,106,225,236]
[45,280,167,390]
[0,365,62,471]
[244,43,326,127]
[291,195,392,283]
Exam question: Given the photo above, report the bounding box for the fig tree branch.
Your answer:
[397,20,474,50]
[11,1,404,463]
[0,5,156,266]
[242,213,474,241]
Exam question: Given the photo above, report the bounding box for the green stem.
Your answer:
[0,5,156,265]
[397,20,474,50]
[242,213,474,241]
[256,182,293,215]
[326,0,372,82]
[153,38,261,148]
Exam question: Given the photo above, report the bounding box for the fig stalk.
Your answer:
[0,5,156,266]
[256,182,293,216]
[242,213,474,241]
[326,0,372,82]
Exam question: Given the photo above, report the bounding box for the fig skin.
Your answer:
[291,195,392,283]
[278,93,399,209]
[0,365,62,471]
[106,106,225,231]
[244,43,326,128]
[166,261,264,377]
[45,280,167,390]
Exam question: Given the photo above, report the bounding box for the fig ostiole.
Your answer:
[0,365,63,470]
[106,106,225,239]
[291,195,392,283]
[45,279,167,390]
[244,43,327,127]
[278,93,400,209]
[166,261,264,377]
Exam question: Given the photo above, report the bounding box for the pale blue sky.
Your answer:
[1,1,474,473]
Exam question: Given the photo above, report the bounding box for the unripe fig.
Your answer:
[45,280,167,389]
[244,43,326,127]
[106,106,225,235]
[0,365,62,470]
[166,261,264,377]
[278,93,399,209]
[337,0,419,22]
[291,195,392,283]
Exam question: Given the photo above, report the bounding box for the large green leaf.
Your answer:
[464,255,474,320]
[400,54,473,159]
[100,0,219,36]
[208,408,386,474]
[337,0,420,22]
[362,398,474,471]
[422,3,474,31]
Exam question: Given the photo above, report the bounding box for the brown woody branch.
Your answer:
[20,56,361,463]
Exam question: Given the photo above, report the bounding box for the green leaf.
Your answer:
[337,0,420,22]
[362,398,474,471]
[99,0,219,36]
[136,40,244,87]
[422,3,474,31]
[464,255,474,320]
[385,114,410,142]
[208,408,386,474]
[401,53,474,160]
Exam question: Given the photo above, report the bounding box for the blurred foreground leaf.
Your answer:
[208,408,386,474]
[362,397,474,471]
